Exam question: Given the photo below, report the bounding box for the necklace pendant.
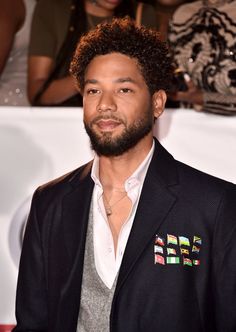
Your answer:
[106,207,112,216]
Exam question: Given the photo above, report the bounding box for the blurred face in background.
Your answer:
[86,0,123,17]
[156,0,184,5]
[205,0,228,5]
[95,0,123,11]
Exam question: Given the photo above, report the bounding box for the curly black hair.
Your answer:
[70,17,173,95]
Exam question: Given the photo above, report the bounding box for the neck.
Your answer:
[99,136,153,188]
[85,0,114,17]
[203,0,229,6]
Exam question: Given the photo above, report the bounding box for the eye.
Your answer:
[86,88,100,95]
[119,88,133,93]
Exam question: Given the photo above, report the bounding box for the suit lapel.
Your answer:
[62,161,94,262]
[56,162,94,331]
[62,182,93,262]
[115,139,179,292]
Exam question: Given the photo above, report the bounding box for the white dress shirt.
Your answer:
[91,141,155,289]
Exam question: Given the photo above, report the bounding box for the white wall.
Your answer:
[0,107,235,325]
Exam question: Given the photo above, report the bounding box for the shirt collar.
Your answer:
[91,140,155,190]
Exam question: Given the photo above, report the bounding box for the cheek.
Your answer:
[83,97,97,114]
[118,98,146,115]
[117,96,140,109]
[83,95,95,106]
[83,104,94,124]
[131,97,151,114]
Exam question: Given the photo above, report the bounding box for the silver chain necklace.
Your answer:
[103,192,127,217]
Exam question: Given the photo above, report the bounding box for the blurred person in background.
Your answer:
[28,0,157,107]
[0,0,36,106]
[168,0,236,115]
[155,0,188,41]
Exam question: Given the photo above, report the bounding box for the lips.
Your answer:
[104,0,121,5]
[96,119,122,131]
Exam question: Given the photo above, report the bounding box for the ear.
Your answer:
[152,90,167,119]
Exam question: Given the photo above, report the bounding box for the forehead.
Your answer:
[85,53,143,80]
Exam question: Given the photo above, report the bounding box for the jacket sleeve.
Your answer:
[13,189,48,331]
[212,182,236,331]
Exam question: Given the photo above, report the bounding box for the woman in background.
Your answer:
[28,0,157,107]
[0,0,36,106]
[155,0,188,41]
[168,0,236,115]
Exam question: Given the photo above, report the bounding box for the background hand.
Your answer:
[169,79,204,106]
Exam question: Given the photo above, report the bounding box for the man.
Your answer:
[13,18,236,332]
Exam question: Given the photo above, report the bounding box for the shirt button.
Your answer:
[108,247,112,253]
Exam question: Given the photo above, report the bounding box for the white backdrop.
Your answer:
[0,106,235,328]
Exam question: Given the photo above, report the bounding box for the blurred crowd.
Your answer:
[0,0,235,115]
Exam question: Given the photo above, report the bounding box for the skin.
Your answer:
[0,0,25,75]
[83,52,166,250]
[86,0,123,17]
[157,0,184,5]
[170,80,204,106]
[27,0,122,105]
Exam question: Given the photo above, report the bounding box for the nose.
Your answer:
[97,92,117,113]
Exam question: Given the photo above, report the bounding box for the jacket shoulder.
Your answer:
[35,160,93,201]
[176,159,236,197]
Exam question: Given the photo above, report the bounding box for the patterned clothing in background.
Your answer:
[0,0,36,106]
[168,0,236,115]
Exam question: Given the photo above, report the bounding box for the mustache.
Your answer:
[90,115,125,126]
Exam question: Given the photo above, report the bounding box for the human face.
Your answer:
[95,0,122,12]
[85,0,122,17]
[83,53,166,156]
[157,0,184,5]
[204,0,228,5]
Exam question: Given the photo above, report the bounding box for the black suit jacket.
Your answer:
[13,139,236,332]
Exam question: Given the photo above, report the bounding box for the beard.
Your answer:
[84,110,153,157]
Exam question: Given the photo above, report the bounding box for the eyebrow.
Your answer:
[114,77,136,84]
[84,79,98,85]
[84,77,137,86]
